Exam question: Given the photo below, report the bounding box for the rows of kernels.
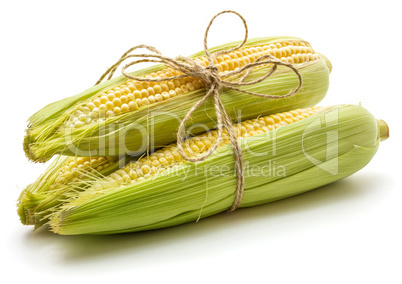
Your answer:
[63,69,205,129]
[63,41,319,129]
[91,107,321,191]
[196,41,318,73]
[52,156,118,187]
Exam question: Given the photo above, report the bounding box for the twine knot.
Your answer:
[174,56,221,88]
[96,10,303,212]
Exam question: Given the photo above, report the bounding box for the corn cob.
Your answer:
[17,155,132,228]
[24,37,331,163]
[45,104,387,235]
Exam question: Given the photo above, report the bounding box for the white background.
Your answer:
[1,0,401,283]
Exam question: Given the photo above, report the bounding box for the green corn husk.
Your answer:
[47,104,387,235]
[17,155,133,228]
[24,36,331,163]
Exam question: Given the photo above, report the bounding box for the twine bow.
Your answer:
[96,10,303,211]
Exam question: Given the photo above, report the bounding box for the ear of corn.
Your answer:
[24,36,331,163]
[17,155,132,228]
[46,104,386,235]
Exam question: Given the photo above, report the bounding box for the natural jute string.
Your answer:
[96,10,303,212]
